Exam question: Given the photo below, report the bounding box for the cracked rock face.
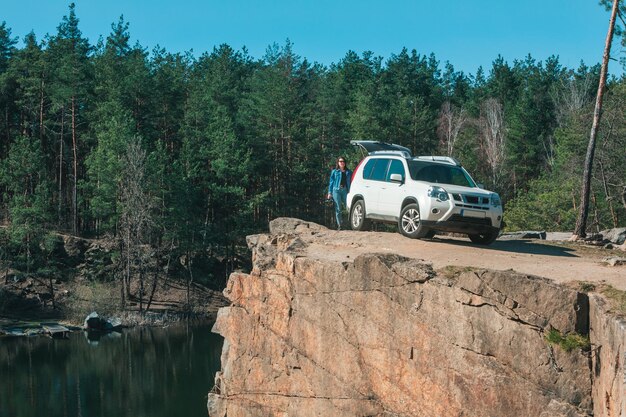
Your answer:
[208,219,593,417]
[589,294,626,417]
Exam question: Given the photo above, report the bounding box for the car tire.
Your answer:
[398,203,429,239]
[350,199,370,231]
[468,231,499,245]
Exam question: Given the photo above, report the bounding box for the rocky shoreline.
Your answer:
[0,309,222,339]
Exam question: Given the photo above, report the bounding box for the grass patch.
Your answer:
[600,285,626,315]
[545,329,590,352]
[578,281,596,292]
[438,265,479,279]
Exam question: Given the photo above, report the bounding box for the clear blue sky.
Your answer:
[1,0,622,76]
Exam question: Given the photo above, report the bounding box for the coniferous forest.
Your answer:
[0,5,625,294]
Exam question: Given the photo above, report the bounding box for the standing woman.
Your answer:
[327,157,352,230]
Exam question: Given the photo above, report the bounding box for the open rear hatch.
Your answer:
[350,140,412,157]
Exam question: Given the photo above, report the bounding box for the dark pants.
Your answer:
[332,188,348,228]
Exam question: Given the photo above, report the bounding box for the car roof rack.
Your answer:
[415,156,462,166]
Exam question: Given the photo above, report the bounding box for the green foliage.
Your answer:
[83,102,135,232]
[600,0,626,68]
[545,329,590,352]
[0,135,52,271]
[503,68,624,232]
[504,176,579,232]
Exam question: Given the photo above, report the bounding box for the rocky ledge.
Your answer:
[208,218,626,417]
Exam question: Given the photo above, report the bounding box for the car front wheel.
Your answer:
[350,199,371,231]
[398,203,429,239]
[468,231,499,245]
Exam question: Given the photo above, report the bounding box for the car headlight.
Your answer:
[490,193,501,207]
[428,186,449,201]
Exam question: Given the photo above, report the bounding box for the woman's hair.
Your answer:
[335,156,349,170]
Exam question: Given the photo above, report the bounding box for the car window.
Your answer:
[369,159,390,181]
[362,159,376,180]
[448,168,472,186]
[407,160,475,187]
[386,159,405,182]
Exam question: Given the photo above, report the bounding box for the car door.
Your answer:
[361,158,389,216]
[378,159,407,217]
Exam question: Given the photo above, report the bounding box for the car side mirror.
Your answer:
[389,173,403,183]
[476,182,484,189]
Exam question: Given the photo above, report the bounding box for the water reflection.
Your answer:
[0,323,223,417]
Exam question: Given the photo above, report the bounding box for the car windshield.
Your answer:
[407,160,476,187]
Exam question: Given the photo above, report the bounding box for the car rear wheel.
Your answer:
[468,231,499,245]
[398,203,429,239]
[350,200,370,231]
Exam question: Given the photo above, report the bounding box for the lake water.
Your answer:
[0,323,223,417]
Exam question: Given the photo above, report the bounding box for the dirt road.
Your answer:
[301,228,625,291]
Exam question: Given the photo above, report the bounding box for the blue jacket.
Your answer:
[328,169,352,194]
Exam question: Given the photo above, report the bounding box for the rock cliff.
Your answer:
[208,218,626,417]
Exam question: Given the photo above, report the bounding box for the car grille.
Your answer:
[452,193,490,210]
[448,214,493,226]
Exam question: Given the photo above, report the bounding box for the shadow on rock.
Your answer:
[430,237,578,257]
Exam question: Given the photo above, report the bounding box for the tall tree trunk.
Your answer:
[71,96,78,234]
[573,0,619,238]
[126,230,132,298]
[120,283,126,309]
[4,103,9,146]
[139,258,144,313]
[48,276,56,309]
[58,107,64,226]
[186,249,194,313]
[39,80,45,146]
[26,234,31,274]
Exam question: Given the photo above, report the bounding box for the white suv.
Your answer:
[347,141,503,244]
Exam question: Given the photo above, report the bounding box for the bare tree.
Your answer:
[542,134,557,169]
[118,138,154,311]
[551,73,594,126]
[480,98,506,188]
[573,0,619,239]
[437,101,467,156]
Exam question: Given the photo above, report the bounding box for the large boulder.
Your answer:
[601,227,626,245]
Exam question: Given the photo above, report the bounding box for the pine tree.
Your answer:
[0,22,17,159]
[84,102,135,234]
[47,3,93,233]
[506,56,561,195]
[241,41,304,221]
[149,48,190,154]
[0,135,52,272]
[378,49,440,154]
[10,33,49,154]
